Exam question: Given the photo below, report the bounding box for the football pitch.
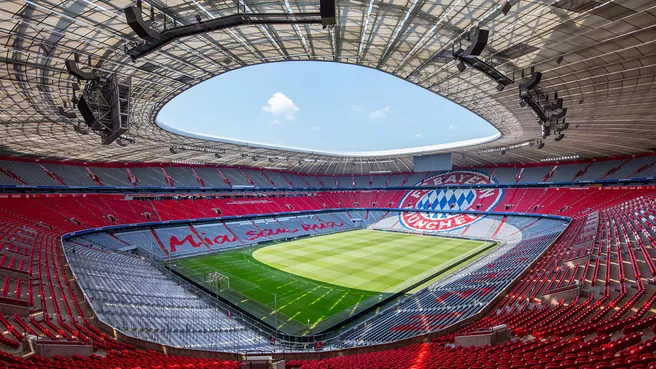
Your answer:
[175,230,493,334]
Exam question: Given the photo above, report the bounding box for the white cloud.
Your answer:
[448,124,458,130]
[369,106,391,120]
[308,126,321,132]
[352,105,364,112]
[416,133,422,137]
[262,92,299,120]
[270,118,281,125]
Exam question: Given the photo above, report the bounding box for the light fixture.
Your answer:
[239,153,288,161]
[540,155,580,162]
[508,141,533,150]
[353,159,394,164]
[171,160,207,165]
[501,1,511,15]
[478,140,532,155]
[171,145,225,154]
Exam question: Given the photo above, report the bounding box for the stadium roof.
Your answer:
[1,0,655,174]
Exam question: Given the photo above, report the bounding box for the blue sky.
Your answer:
[158,61,499,154]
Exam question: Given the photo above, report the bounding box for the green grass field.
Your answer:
[176,230,492,334]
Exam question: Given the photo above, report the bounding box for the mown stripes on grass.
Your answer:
[178,230,489,334]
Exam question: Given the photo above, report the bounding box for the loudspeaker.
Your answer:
[541,125,550,138]
[73,125,89,135]
[519,72,542,91]
[65,59,95,80]
[545,98,563,111]
[57,107,76,119]
[320,0,336,26]
[457,60,467,72]
[501,1,512,15]
[463,29,489,57]
[125,6,161,41]
[77,96,97,129]
[551,107,567,119]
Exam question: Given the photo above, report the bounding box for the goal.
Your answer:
[206,271,230,290]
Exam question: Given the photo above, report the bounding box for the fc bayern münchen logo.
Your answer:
[398,171,504,232]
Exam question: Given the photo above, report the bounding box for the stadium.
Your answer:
[0,0,656,368]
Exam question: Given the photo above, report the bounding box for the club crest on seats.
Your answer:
[398,171,504,231]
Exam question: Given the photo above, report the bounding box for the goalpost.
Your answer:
[206,271,230,291]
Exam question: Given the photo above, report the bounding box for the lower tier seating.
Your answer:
[66,243,272,352]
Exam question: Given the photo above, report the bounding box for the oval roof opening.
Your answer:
[157,61,500,156]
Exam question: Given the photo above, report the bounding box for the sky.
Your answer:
[158,61,499,154]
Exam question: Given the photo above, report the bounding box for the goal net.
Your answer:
[206,271,230,290]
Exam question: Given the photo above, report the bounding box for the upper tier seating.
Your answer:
[219,168,252,187]
[0,160,61,186]
[43,164,99,187]
[2,156,654,188]
[128,167,169,187]
[87,167,133,187]
[164,167,203,187]
[193,167,231,188]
